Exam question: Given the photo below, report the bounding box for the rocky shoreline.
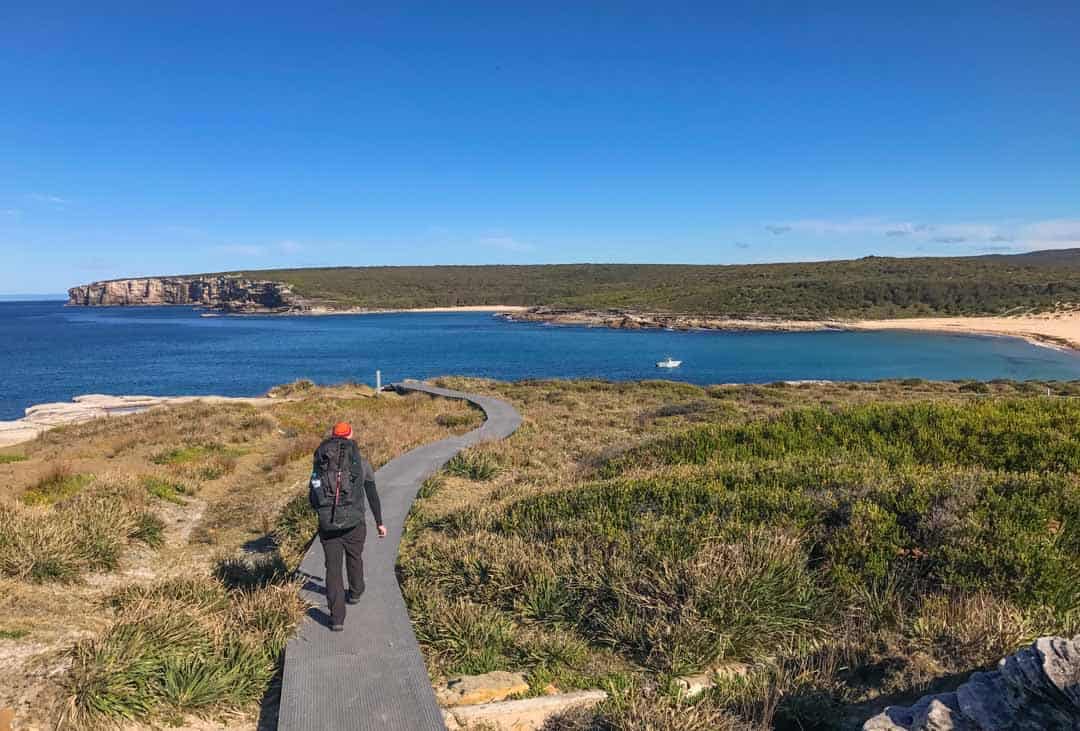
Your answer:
[498,306,843,332]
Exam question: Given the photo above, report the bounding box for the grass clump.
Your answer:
[21,464,94,505]
[445,448,504,481]
[0,453,28,464]
[0,479,164,582]
[62,575,305,727]
[266,379,316,398]
[272,492,317,567]
[436,411,482,430]
[141,476,192,504]
[151,442,244,480]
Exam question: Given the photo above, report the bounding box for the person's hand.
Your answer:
[376,524,388,538]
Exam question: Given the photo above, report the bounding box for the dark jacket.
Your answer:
[309,437,383,530]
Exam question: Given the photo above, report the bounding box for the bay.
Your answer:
[2,301,1079,420]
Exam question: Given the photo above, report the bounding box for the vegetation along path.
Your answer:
[277,380,522,731]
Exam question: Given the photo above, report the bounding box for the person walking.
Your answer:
[309,421,387,631]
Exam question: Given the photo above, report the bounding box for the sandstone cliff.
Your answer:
[67,276,307,313]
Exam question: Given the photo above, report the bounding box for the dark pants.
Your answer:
[319,523,366,625]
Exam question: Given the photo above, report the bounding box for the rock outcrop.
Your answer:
[499,307,841,332]
[67,276,306,313]
[864,635,1080,730]
[444,690,608,730]
[435,671,531,707]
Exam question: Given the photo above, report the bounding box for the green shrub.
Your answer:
[0,453,27,464]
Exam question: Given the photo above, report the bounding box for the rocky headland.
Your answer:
[67,276,306,313]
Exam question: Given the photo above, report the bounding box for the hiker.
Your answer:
[309,421,387,631]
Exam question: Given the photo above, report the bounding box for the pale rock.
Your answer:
[442,709,463,730]
[863,635,1080,730]
[675,662,750,698]
[448,690,607,731]
[435,671,530,707]
[67,276,306,313]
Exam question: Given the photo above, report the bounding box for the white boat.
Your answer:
[655,356,682,368]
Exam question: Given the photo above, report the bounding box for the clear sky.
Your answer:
[2,2,1079,294]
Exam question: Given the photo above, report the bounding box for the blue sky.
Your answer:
[2,2,1079,294]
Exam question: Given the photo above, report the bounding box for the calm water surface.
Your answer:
[2,301,1080,420]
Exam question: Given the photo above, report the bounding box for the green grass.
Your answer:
[0,453,27,464]
[0,628,29,640]
[141,476,191,504]
[401,391,1080,728]
[22,468,94,506]
[601,399,1080,475]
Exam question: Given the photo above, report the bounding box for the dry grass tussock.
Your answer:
[403,377,1080,729]
[1,381,471,729]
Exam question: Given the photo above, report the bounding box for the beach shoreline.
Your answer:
[848,313,1080,352]
[500,308,1080,352]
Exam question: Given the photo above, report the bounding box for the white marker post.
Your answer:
[376,369,382,395]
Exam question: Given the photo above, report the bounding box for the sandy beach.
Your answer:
[850,311,1080,352]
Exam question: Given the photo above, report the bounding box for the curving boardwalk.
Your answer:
[277,380,522,731]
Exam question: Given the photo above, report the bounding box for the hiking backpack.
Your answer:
[310,437,360,531]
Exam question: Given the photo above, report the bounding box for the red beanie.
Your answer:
[332,422,352,438]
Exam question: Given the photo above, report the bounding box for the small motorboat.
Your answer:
[656,356,682,368]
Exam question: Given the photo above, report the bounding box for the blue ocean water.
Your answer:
[2,301,1080,420]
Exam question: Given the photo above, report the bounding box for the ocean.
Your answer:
[2,300,1079,421]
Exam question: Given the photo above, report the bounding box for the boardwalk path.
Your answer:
[278,381,522,731]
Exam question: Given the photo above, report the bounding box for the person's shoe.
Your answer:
[346,589,363,605]
[331,623,344,632]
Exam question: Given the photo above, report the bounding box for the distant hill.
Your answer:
[228,249,1080,318]
[70,248,1080,319]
